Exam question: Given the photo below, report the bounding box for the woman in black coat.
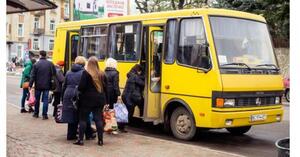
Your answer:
[104,58,120,109]
[74,56,107,146]
[122,64,145,122]
[62,56,94,140]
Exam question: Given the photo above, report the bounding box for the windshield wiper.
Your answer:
[221,62,252,70]
[256,64,280,71]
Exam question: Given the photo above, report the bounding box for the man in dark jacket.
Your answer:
[29,50,56,120]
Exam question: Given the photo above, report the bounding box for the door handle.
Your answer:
[165,85,170,89]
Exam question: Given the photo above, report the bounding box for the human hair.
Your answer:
[130,64,142,74]
[31,58,37,65]
[75,56,86,66]
[40,50,47,57]
[86,56,104,92]
[105,58,117,69]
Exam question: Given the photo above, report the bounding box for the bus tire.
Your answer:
[170,107,197,140]
[285,89,290,102]
[226,126,251,135]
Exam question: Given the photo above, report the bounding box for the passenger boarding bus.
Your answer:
[52,9,284,140]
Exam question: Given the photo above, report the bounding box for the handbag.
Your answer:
[22,82,29,89]
[114,102,128,123]
[55,103,65,123]
[50,66,56,91]
[28,89,35,107]
[71,86,80,110]
[131,90,142,104]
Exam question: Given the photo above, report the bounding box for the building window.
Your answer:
[50,20,55,31]
[64,2,69,17]
[49,39,54,50]
[17,45,23,57]
[34,17,39,29]
[87,3,91,9]
[18,23,24,37]
[33,38,39,50]
[108,23,141,61]
[80,26,108,59]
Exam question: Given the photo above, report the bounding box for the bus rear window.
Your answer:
[108,23,141,61]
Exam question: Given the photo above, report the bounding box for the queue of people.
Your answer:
[20,50,146,146]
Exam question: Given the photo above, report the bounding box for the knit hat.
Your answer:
[56,60,64,66]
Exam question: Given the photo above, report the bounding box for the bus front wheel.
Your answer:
[226,126,252,135]
[170,107,197,140]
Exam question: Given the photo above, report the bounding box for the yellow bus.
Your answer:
[53,8,284,140]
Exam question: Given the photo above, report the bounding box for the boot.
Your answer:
[73,140,84,146]
[98,140,103,146]
[20,109,28,113]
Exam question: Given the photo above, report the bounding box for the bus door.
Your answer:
[144,26,164,121]
[64,31,79,72]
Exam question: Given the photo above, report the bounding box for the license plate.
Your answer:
[250,114,267,122]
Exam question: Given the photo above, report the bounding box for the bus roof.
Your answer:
[57,8,266,28]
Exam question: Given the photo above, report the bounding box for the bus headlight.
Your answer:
[275,97,281,104]
[224,99,235,107]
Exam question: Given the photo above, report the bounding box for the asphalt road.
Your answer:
[6,75,289,157]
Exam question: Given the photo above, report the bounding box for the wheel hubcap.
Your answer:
[176,114,191,135]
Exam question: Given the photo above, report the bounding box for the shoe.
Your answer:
[20,109,28,113]
[98,140,103,146]
[28,107,34,113]
[73,140,84,146]
[32,114,39,118]
[86,134,96,140]
[112,131,119,135]
[119,129,128,133]
[67,137,77,141]
[42,115,48,120]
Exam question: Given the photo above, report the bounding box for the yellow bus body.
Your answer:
[53,8,284,139]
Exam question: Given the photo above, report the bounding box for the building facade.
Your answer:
[6,0,70,62]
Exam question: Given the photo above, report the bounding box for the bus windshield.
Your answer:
[210,16,277,69]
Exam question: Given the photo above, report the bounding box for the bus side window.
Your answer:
[164,19,177,64]
[177,18,210,69]
[80,26,108,60]
[108,23,141,61]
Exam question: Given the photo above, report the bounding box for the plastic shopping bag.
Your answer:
[55,103,65,123]
[114,102,128,123]
[27,89,35,107]
[103,106,118,132]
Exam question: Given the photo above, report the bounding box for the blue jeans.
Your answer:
[34,90,49,116]
[21,88,29,109]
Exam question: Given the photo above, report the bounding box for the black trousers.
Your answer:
[78,107,103,141]
[52,92,61,116]
[67,119,93,139]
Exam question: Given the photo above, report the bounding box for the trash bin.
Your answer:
[275,137,289,157]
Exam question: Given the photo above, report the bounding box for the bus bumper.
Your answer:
[209,106,284,128]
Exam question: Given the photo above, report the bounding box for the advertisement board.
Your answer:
[73,0,127,20]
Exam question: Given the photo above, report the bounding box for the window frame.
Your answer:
[79,24,109,60]
[163,18,178,65]
[34,17,39,30]
[49,39,54,51]
[17,23,24,37]
[175,17,212,71]
[33,38,39,50]
[107,21,142,63]
[50,20,55,31]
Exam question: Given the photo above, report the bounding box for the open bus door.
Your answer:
[143,26,164,123]
[64,31,79,72]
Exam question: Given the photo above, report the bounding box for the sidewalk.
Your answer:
[7,104,244,157]
[6,67,23,77]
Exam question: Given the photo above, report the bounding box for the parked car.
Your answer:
[283,77,290,102]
